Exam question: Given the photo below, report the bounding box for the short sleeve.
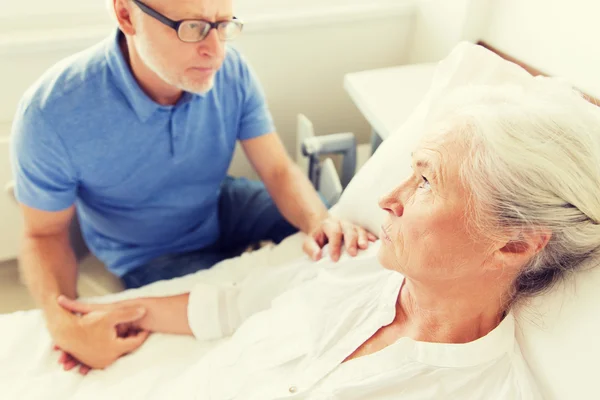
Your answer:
[10,104,77,211]
[236,54,276,141]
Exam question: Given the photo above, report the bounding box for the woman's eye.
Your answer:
[418,176,430,189]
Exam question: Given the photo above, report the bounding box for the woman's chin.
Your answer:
[377,245,394,270]
[377,244,408,276]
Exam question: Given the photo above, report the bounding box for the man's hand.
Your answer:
[303,216,377,262]
[52,296,150,374]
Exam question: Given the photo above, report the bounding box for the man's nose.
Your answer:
[197,28,221,57]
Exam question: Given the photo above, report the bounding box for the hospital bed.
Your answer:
[1,42,600,400]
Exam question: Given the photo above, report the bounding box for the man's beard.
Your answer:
[135,37,215,95]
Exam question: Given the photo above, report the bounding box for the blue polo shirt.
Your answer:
[10,30,275,276]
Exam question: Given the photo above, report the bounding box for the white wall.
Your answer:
[482,0,600,99]
[0,2,415,261]
[408,0,493,63]
[231,10,414,175]
[407,0,598,95]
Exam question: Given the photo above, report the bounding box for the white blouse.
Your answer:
[158,243,541,399]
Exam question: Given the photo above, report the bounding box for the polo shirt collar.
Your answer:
[104,29,196,122]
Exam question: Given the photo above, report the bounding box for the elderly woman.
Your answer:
[58,81,600,399]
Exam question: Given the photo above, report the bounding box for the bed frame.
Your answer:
[477,41,599,107]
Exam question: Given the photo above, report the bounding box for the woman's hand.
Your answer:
[54,296,150,374]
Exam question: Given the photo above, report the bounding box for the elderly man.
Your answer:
[10,0,373,373]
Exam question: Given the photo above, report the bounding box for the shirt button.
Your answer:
[288,385,298,394]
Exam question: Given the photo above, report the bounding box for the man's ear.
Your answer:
[114,0,136,36]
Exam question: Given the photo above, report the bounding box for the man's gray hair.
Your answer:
[430,81,600,301]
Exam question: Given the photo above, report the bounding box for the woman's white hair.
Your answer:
[429,79,600,300]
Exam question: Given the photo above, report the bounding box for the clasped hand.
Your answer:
[51,296,150,375]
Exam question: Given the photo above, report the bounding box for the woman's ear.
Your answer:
[496,228,552,268]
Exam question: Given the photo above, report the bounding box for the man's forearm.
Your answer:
[268,165,328,234]
[20,233,78,315]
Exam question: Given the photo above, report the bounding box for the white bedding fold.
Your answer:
[0,233,306,400]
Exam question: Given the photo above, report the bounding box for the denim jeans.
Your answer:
[121,177,298,289]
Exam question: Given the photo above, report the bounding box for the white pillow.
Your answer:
[333,41,534,235]
[515,262,600,400]
[333,41,600,400]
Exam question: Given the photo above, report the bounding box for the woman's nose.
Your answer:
[378,188,404,217]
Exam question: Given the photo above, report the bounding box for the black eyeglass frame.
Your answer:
[131,0,244,43]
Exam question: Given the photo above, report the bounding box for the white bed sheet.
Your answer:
[0,233,307,400]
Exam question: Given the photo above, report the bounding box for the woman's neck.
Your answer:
[395,277,508,344]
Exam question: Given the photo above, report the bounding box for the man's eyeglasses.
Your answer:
[131,0,244,43]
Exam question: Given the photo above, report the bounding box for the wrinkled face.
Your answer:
[130,0,232,94]
[377,127,497,284]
